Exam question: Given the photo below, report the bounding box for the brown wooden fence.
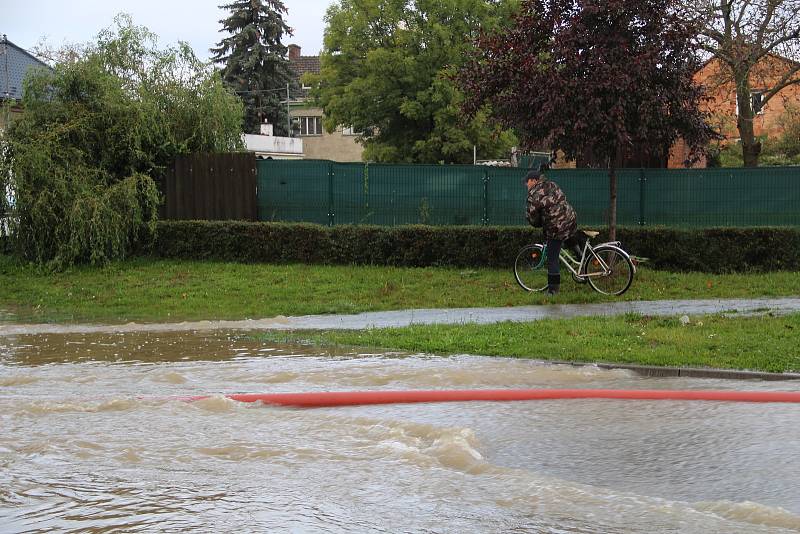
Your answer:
[162,153,257,221]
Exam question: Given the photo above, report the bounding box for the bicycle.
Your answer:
[513,230,635,296]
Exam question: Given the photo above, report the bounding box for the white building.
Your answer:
[242,123,304,159]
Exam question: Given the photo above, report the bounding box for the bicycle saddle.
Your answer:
[581,230,600,238]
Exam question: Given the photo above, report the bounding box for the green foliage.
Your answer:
[705,143,743,167]
[748,104,800,166]
[776,103,800,159]
[616,226,800,272]
[212,0,294,135]
[155,221,800,273]
[709,137,800,168]
[0,15,244,268]
[310,0,519,163]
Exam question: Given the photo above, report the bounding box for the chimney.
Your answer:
[288,44,301,60]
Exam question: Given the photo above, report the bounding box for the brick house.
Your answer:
[287,44,364,161]
[668,54,800,168]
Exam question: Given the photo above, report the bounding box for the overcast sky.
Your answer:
[3,0,333,60]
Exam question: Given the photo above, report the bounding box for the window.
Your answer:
[736,91,765,115]
[751,91,764,115]
[298,116,323,136]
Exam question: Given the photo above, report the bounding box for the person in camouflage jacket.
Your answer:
[524,169,583,295]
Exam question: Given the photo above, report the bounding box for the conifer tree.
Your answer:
[212,0,293,135]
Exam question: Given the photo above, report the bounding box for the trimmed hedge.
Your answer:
[154,221,800,273]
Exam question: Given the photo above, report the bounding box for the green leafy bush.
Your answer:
[154,221,800,273]
[0,16,244,268]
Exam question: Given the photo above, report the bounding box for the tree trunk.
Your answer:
[736,84,761,167]
[608,163,617,242]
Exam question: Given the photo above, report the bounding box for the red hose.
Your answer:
[184,389,800,407]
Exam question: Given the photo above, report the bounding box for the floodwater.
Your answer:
[2,330,800,533]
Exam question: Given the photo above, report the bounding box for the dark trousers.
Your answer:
[547,233,586,276]
[546,238,563,276]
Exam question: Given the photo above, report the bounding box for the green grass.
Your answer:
[256,313,800,373]
[0,254,798,324]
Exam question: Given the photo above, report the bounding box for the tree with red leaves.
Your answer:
[457,0,717,239]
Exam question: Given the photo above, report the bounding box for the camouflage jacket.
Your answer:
[526,179,577,241]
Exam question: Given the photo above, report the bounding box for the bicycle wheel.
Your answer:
[514,244,549,292]
[585,246,634,296]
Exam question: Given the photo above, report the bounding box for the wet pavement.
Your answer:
[0,297,799,337]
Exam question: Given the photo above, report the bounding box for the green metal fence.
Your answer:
[257,160,800,227]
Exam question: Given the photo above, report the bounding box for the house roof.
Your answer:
[697,51,800,73]
[290,55,320,81]
[1,36,51,101]
[288,51,321,101]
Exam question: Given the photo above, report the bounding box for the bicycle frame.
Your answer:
[543,239,635,280]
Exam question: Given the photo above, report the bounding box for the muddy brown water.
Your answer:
[2,330,800,533]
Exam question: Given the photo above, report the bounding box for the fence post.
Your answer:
[328,161,335,226]
[482,168,490,226]
[639,168,646,226]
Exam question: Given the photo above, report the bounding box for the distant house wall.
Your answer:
[288,44,365,162]
[695,55,800,141]
[668,137,707,169]
[668,55,800,168]
[289,105,364,162]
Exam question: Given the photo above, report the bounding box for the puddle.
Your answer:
[0,297,799,337]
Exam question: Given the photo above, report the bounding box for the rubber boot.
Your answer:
[547,274,561,295]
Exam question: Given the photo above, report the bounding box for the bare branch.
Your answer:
[733,0,755,34]
[761,64,800,103]
[756,0,779,46]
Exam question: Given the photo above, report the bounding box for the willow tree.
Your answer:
[458,0,716,239]
[212,0,294,135]
[0,16,244,268]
